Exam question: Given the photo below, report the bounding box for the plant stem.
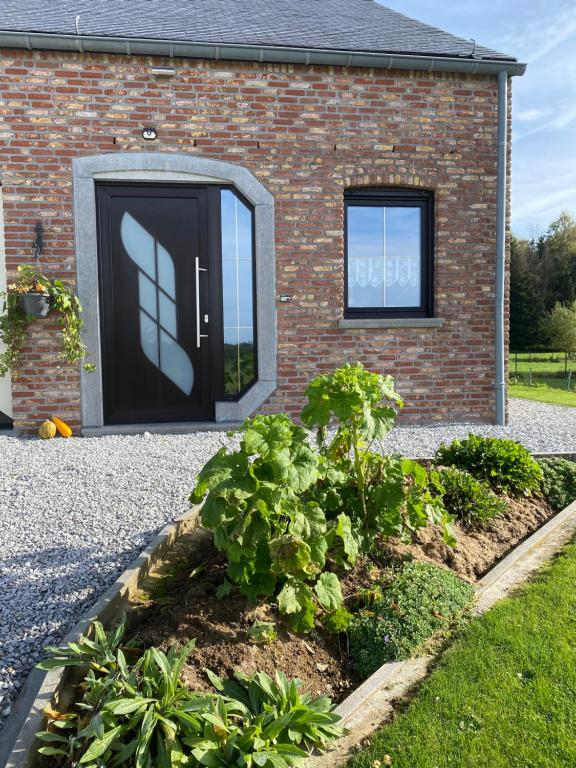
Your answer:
[351,418,368,522]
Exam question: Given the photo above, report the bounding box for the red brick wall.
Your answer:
[0,48,507,431]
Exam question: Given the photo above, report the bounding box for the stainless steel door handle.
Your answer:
[195,256,208,349]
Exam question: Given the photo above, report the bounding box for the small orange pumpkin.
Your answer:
[52,416,73,438]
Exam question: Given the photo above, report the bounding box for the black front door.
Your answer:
[97,184,212,424]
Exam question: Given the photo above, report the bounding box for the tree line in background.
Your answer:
[511,212,576,353]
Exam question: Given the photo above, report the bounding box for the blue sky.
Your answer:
[381,0,576,238]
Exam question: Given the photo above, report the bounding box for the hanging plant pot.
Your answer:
[19,292,51,318]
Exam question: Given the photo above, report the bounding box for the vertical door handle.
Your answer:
[195,256,208,349]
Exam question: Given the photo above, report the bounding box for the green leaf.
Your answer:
[269,535,311,575]
[205,668,225,692]
[215,580,232,599]
[314,573,343,612]
[283,443,319,493]
[278,582,317,632]
[334,513,359,564]
[105,697,154,715]
[277,582,300,615]
[79,725,123,763]
[38,747,70,756]
[242,414,294,458]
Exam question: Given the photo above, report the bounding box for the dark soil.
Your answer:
[128,494,554,702]
[130,534,355,702]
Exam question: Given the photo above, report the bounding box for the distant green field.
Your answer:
[509,379,576,407]
[509,351,576,407]
[510,351,573,376]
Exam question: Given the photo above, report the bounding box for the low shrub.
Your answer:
[348,561,474,679]
[435,434,543,497]
[438,467,508,528]
[538,457,576,510]
[36,620,343,768]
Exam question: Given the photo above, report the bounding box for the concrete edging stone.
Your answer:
[0,507,202,768]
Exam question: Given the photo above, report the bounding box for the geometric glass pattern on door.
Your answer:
[120,212,194,395]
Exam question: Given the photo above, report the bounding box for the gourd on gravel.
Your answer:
[38,420,56,440]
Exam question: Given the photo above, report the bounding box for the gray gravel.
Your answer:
[380,398,576,456]
[1,398,575,733]
[0,429,235,731]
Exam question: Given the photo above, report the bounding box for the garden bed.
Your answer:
[382,494,552,580]
[125,492,554,705]
[14,366,576,768]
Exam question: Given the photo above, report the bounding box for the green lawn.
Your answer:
[508,351,576,406]
[509,378,576,407]
[348,542,576,768]
[510,351,571,376]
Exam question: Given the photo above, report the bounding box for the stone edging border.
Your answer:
[0,507,202,768]
[3,500,576,768]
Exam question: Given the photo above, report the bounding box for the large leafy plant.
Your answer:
[36,621,342,768]
[302,363,403,520]
[302,363,454,548]
[190,414,349,632]
[192,365,457,633]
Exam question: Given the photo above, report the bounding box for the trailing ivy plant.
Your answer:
[0,264,94,375]
[190,413,351,632]
[36,620,343,768]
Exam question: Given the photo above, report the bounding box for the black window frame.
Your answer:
[344,187,434,319]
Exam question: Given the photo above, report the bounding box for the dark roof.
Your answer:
[1,0,516,62]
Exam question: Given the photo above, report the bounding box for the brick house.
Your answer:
[0,1,525,434]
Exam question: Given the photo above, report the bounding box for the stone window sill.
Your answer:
[338,317,445,329]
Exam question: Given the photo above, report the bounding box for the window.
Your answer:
[220,188,257,397]
[344,188,433,318]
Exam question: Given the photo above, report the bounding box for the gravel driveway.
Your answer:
[1,398,575,733]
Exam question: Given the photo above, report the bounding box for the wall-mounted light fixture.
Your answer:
[150,66,176,78]
[142,127,158,141]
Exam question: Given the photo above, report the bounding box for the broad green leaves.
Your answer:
[191,414,335,630]
[191,365,456,635]
[36,623,343,768]
[314,573,343,612]
[302,363,403,440]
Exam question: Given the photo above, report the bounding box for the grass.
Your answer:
[509,378,576,407]
[509,351,571,376]
[508,351,576,406]
[348,542,576,768]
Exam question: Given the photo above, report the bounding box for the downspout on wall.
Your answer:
[495,70,508,426]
